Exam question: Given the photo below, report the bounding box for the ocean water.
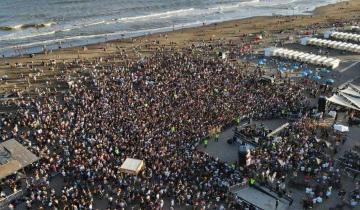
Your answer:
[0,0,345,57]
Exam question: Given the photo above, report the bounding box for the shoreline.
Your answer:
[0,0,358,94]
[0,0,354,61]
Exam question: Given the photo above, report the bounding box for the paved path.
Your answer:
[333,61,360,87]
[338,61,360,73]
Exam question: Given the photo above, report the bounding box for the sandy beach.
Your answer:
[0,0,359,95]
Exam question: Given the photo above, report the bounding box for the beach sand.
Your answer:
[0,0,359,94]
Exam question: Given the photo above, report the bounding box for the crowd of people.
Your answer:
[241,114,358,209]
[0,38,320,210]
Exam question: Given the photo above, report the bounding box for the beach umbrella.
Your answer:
[291,64,299,70]
[320,68,330,74]
[312,75,321,81]
[278,66,288,72]
[325,79,335,85]
[258,59,266,65]
[303,68,313,75]
[300,71,308,77]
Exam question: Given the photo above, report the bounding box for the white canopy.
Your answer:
[330,60,340,69]
[340,93,360,109]
[120,158,145,175]
[306,37,360,53]
[328,31,360,43]
[349,26,360,32]
[349,83,360,92]
[326,94,360,111]
[333,124,349,132]
[340,87,360,98]
[264,47,341,69]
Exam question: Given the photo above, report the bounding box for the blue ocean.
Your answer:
[0,0,345,57]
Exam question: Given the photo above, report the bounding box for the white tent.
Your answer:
[344,26,360,32]
[316,57,328,64]
[278,49,287,55]
[314,58,322,65]
[331,42,337,48]
[323,58,334,64]
[326,94,360,111]
[340,92,360,109]
[330,60,340,69]
[333,124,349,132]
[351,26,360,30]
[340,87,360,97]
[348,44,358,51]
[318,39,327,46]
[293,52,303,59]
[350,83,360,92]
[323,59,334,67]
[263,47,341,69]
[306,37,360,53]
[120,158,145,175]
[287,51,297,59]
[313,55,322,62]
[328,31,360,43]
[322,57,333,66]
[303,54,315,62]
[309,55,320,63]
[338,43,347,50]
[298,53,308,61]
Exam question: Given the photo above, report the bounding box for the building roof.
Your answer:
[0,139,39,180]
[232,186,289,210]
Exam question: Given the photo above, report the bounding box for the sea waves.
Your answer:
[0,22,56,31]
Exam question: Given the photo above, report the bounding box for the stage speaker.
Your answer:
[318,96,326,112]
[238,145,249,166]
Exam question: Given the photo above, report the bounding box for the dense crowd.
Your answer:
[0,40,318,210]
[242,115,356,209]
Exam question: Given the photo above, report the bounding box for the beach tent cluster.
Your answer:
[324,31,360,43]
[345,25,360,32]
[264,47,340,69]
[327,84,360,111]
[263,26,360,71]
[300,37,360,53]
